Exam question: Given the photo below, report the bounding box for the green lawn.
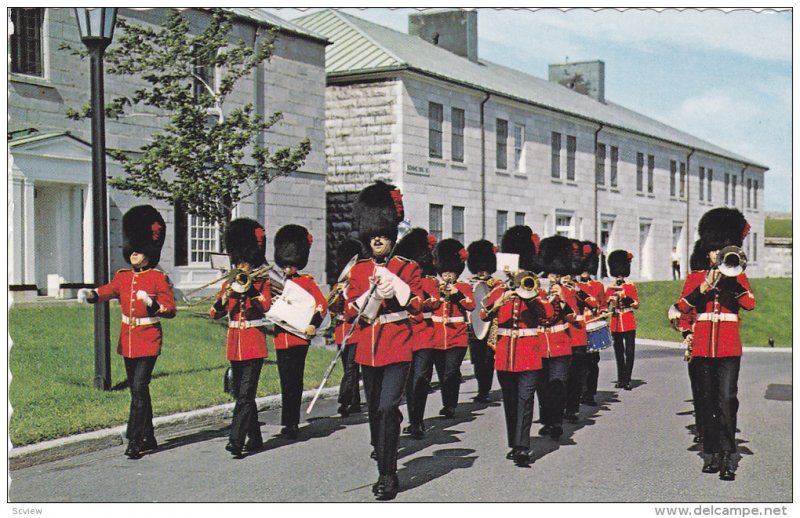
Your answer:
[765,217,792,238]
[8,304,338,446]
[8,277,790,446]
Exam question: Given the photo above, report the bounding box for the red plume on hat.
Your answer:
[123,205,166,267]
[697,207,749,252]
[434,238,467,277]
[467,239,497,275]
[395,227,436,276]
[226,218,267,267]
[353,181,404,247]
[608,249,632,278]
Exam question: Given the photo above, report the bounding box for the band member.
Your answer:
[79,205,176,459]
[331,239,366,417]
[673,208,755,481]
[563,239,591,422]
[574,241,606,407]
[534,235,576,439]
[396,228,438,439]
[606,250,640,390]
[209,218,271,457]
[431,239,475,418]
[344,181,422,500]
[466,239,502,402]
[480,225,551,467]
[272,224,328,439]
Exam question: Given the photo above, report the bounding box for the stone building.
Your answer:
[8,8,329,298]
[293,9,767,282]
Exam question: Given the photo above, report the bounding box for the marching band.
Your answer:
[77,187,756,496]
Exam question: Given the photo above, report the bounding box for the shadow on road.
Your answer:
[398,448,478,494]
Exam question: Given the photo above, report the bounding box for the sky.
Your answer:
[265,7,792,213]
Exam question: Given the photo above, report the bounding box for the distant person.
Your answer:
[671,247,681,280]
[606,250,639,391]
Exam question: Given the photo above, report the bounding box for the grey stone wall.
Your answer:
[762,238,792,278]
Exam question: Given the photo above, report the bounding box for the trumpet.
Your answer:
[713,245,748,278]
[326,282,347,306]
[511,270,540,298]
[439,280,454,297]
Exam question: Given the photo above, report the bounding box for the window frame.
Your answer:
[555,212,574,238]
[647,154,655,194]
[551,132,562,179]
[514,212,525,226]
[428,102,444,159]
[513,123,525,172]
[566,135,577,181]
[610,146,619,188]
[429,203,444,239]
[636,153,644,193]
[496,118,508,170]
[10,8,45,78]
[187,214,221,266]
[451,107,465,162]
[679,162,686,200]
[595,143,606,186]
[670,160,677,198]
[496,210,508,245]
[707,168,713,202]
[699,166,705,201]
[452,206,465,243]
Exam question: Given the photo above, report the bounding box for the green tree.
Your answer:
[63,8,311,231]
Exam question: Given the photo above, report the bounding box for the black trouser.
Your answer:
[497,370,541,449]
[672,263,681,280]
[565,345,588,413]
[469,335,495,397]
[612,330,636,384]
[337,343,361,409]
[536,356,570,426]
[276,346,309,427]
[124,356,158,442]
[583,352,600,400]
[405,348,435,425]
[362,362,411,476]
[688,359,705,437]
[695,356,740,454]
[433,347,468,412]
[229,358,263,446]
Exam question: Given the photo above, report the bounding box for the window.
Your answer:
[551,132,561,179]
[496,210,508,245]
[566,135,577,181]
[670,160,677,198]
[707,169,713,202]
[451,107,465,162]
[724,173,730,204]
[555,213,573,238]
[636,153,644,192]
[699,167,705,201]
[595,143,606,186]
[752,233,758,262]
[429,204,443,239]
[428,102,443,159]
[731,175,737,205]
[647,154,655,194]
[452,206,465,243]
[753,180,758,209]
[746,178,752,208]
[10,8,44,77]
[193,46,216,100]
[679,162,686,199]
[600,219,613,250]
[496,119,508,170]
[514,124,525,172]
[610,146,619,188]
[514,212,525,226]
[188,215,220,265]
[672,224,683,250]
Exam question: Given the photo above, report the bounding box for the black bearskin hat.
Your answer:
[434,238,467,277]
[537,235,573,276]
[335,238,365,278]
[689,240,710,271]
[225,218,266,267]
[697,207,750,252]
[579,241,601,276]
[122,205,166,267]
[353,181,404,247]
[274,224,312,270]
[467,239,497,275]
[607,249,632,278]
[395,228,437,276]
[567,239,584,276]
[501,225,538,272]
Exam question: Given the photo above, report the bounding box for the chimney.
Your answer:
[548,60,605,103]
[409,9,478,63]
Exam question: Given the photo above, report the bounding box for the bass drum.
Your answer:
[469,281,492,340]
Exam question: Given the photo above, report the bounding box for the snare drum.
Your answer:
[586,319,612,352]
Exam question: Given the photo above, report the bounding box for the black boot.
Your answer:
[719,453,736,481]
[244,435,263,453]
[125,440,143,460]
[225,440,244,457]
[337,404,350,417]
[513,448,531,467]
[538,425,552,436]
[563,411,578,423]
[549,425,563,440]
[702,453,721,474]
[505,449,516,460]
[280,424,299,439]
[375,474,399,500]
[141,436,158,452]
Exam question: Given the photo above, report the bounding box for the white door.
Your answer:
[639,221,653,280]
[34,183,84,291]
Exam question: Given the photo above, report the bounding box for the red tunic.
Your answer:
[538,286,574,358]
[331,284,360,347]
[272,274,328,350]
[676,271,755,358]
[95,268,177,358]
[345,257,423,367]
[606,282,639,333]
[576,279,606,320]
[480,285,553,372]
[410,276,439,352]
[209,277,272,361]
[561,285,588,348]
[431,280,475,350]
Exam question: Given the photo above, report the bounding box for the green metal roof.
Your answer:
[226,8,329,45]
[294,9,766,170]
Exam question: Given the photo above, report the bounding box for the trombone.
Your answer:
[182,264,276,299]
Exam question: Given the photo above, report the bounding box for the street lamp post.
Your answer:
[74,8,118,390]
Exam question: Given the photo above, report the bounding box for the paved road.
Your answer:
[8,343,792,503]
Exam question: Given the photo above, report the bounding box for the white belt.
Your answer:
[696,313,739,323]
[122,315,160,326]
[422,312,433,319]
[373,311,408,325]
[574,315,585,322]
[431,316,466,323]
[542,323,569,333]
[228,318,267,329]
[614,308,634,314]
[496,328,539,337]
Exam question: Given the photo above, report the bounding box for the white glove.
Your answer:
[77,288,92,304]
[377,280,395,299]
[136,290,153,306]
